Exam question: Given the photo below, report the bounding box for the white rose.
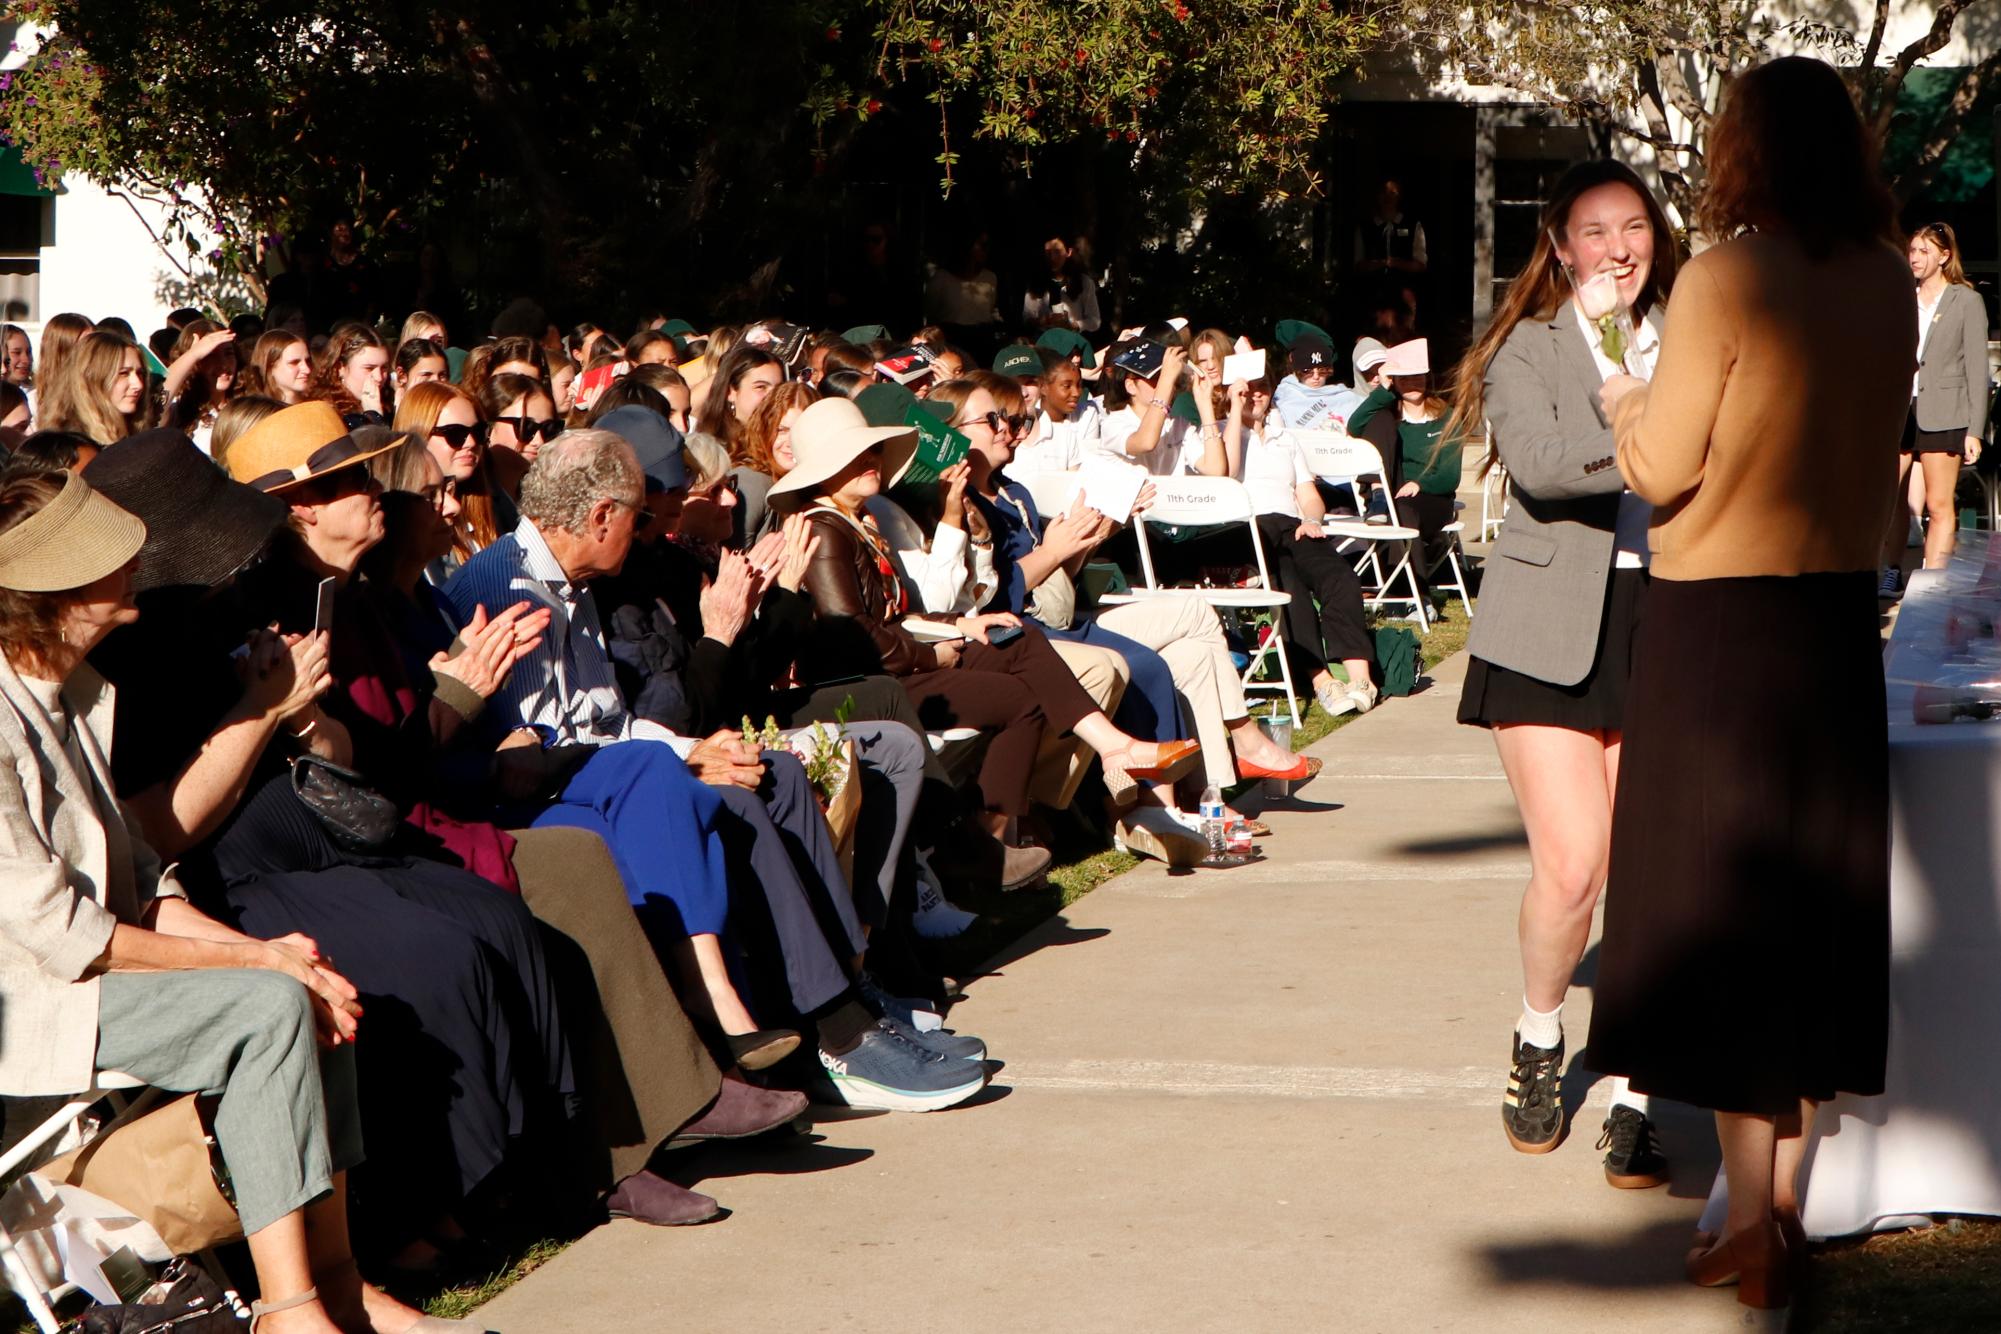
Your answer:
[1575,270,1622,321]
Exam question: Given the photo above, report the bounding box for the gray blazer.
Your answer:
[0,653,184,1095]
[1914,282,1991,440]
[1465,299,1660,687]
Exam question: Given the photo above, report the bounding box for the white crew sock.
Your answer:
[1608,1076,1649,1116]
[1517,998,1563,1051]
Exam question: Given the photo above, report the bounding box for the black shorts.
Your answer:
[1901,404,1965,458]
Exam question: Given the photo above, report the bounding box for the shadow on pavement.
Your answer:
[1394,827,1529,857]
[1477,1216,1703,1293]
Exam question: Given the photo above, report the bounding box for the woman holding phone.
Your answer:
[1445,159,1679,1189]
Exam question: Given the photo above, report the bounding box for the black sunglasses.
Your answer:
[502,415,564,445]
[960,410,1006,434]
[432,422,487,449]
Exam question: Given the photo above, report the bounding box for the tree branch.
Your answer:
[1859,0,1891,86]
[1873,0,1976,141]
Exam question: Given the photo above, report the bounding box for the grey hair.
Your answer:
[682,431,732,489]
[518,428,643,535]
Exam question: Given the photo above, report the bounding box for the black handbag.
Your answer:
[68,1257,247,1332]
[290,754,401,851]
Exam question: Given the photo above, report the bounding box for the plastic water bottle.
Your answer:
[1199,784,1227,857]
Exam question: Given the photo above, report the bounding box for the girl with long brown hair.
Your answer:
[36,330,149,444]
[35,312,91,404]
[1880,219,1988,587]
[1445,158,1679,1189]
[240,330,315,405]
[310,325,390,423]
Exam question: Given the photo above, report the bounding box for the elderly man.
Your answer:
[447,429,990,1113]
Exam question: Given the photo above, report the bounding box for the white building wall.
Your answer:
[37,178,191,334]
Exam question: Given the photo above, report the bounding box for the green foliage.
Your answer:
[832,0,1382,195]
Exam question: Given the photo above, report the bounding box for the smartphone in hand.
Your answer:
[313,577,337,634]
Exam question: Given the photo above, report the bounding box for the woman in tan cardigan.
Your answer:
[0,473,462,1332]
[1587,58,1914,1309]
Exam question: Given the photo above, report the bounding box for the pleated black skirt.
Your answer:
[1586,572,1889,1114]
[1459,567,1647,733]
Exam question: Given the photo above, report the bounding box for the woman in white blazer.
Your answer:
[0,472,457,1333]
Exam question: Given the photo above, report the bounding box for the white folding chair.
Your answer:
[1435,506,1473,617]
[1481,458,1510,543]
[1291,429,1431,633]
[0,1072,152,1332]
[1092,474,1301,726]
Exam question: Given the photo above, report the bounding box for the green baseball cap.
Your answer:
[1274,319,1332,350]
[662,318,697,338]
[992,344,1043,378]
[843,323,891,346]
[856,381,919,429]
[1036,327,1097,369]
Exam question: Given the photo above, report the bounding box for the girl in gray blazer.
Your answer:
[1880,222,1989,590]
[1442,160,1679,1189]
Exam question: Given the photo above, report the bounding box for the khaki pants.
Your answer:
[1092,593,1247,789]
[1033,639,1130,807]
[510,827,721,1185]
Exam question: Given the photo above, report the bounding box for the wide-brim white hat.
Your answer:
[767,397,917,506]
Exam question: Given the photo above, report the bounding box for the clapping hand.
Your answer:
[700,549,770,646]
[433,601,550,699]
[774,512,820,592]
[238,624,332,728]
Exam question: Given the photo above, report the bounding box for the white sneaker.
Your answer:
[1347,681,1380,715]
[1315,680,1360,718]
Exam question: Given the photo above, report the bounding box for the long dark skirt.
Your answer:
[1586,572,1889,1114]
[194,774,573,1232]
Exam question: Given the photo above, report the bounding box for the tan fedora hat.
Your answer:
[767,397,917,506]
[224,401,404,494]
[0,472,146,593]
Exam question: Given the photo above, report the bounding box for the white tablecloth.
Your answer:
[1702,543,2001,1237]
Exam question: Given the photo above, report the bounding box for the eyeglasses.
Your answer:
[502,416,564,445]
[958,410,1005,434]
[432,422,487,450]
[610,496,654,531]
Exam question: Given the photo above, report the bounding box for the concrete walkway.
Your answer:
[481,652,1784,1333]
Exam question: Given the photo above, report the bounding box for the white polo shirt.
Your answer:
[1010,399,1103,476]
[1236,422,1316,519]
[1094,404,1193,477]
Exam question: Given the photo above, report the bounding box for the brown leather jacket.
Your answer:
[799,508,942,683]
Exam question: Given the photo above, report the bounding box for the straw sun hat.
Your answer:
[0,472,146,594]
[766,397,916,506]
[224,401,404,494]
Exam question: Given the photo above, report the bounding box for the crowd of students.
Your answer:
[0,280,1459,1330]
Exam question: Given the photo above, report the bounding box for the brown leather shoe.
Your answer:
[999,842,1052,890]
[664,1072,809,1149]
[604,1170,721,1226]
